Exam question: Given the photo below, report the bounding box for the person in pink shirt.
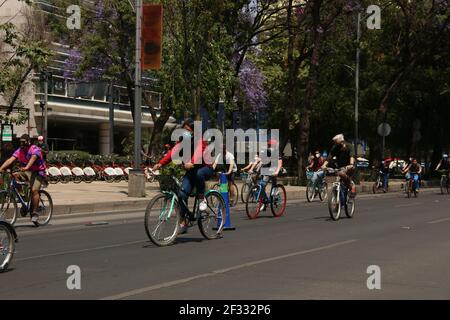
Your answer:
[0,134,46,226]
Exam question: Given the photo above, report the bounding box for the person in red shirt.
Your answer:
[306,150,325,189]
[153,119,213,234]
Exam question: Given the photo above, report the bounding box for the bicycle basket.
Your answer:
[157,175,179,192]
[306,171,314,180]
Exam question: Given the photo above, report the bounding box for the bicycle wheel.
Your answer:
[60,175,70,184]
[0,222,15,273]
[198,191,226,240]
[372,178,380,194]
[306,181,315,202]
[246,185,262,220]
[73,175,83,184]
[441,176,446,195]
[241,183,251,203]
[36,190,53,226]
[144,194,180,247]
[0,191,18,225]
[49,175,60,184]
[229,183,239,207]
[270,184,286,217]
[328,185,341,221]
[345,195,356,219]
[84,175,95,184]
[105,175,115,183]
[318,182,328,202]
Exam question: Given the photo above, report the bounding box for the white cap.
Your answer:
[332,134,344,143]
[38,136,44,141]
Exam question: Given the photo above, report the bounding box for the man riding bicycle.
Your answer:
[152,119,213,234]
[436,154,450,178]
[322,134,356,197]
[379,157,392,193]
[241,153,261,184]
[0,134,46,226]
[403,158,422,193]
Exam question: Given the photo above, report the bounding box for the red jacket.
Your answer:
[159,139,211,167]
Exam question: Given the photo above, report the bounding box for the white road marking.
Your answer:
[428,217,450,225]
[101,239,358,300]
[395,203,423,208]
[15,240,146,262]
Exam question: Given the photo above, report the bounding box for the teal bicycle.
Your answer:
[144,173,227,247]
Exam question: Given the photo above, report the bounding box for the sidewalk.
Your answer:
[45,178,431,216]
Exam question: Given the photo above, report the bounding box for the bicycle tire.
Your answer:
[441,176,446,195]
[328,185,341,221]
[270,184,286,217]
[246,185,262,220]
[198,191,226,240]
[318,182,328,202]
[37,190,53,226]
[306,181,315,202]
[345,196,356,219]
[72,175,83,184]
[0,191,18,225]
[144,194,180,247]
[241,183,251,203]
[229,183,239,207]
[0,222,15,273]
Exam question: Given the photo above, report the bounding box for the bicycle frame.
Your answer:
[254,178,277,204]
[10,179,32,212]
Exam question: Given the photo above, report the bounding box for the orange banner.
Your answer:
[142,4,163,70]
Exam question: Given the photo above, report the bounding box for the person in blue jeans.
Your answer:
[402,158,422,192]
[307,150,325,190]
[153,119,213,234]
[379,158,392,192]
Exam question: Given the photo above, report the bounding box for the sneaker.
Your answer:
[199,199,208,212]
[179,224,188,235]
[31,213,39,227]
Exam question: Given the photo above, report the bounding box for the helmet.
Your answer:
[443,154,449,159]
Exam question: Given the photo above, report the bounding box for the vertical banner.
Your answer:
[142,4,163,70]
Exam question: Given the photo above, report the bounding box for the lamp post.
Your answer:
[354,12,361,157]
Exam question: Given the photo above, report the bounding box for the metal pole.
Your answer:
[44,72,49,142]
[355,12,361,157]
[109,82,115,154]
[133,0,142,170]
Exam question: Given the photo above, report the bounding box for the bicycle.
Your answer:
[406,172,420,198]
[0,172,53,226]
[372,170,388,194]
[245,176,286,220]
[439,171,450,195]
[212,173,239,207]
[144,171,226,247]
[326,168,356,221]
[240,171,258,204]
[306,169,328,202]
[0,219,17,273]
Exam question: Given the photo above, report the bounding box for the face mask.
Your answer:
[315,154,320,159]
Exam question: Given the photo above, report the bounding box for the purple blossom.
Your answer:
[238,58,267,111]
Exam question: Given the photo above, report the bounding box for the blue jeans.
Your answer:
[179,166,214,217]
[411,173,420,190]
[381,172,389,189]
[311,170,325,189]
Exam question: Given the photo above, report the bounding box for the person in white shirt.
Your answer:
[213,147,238,198]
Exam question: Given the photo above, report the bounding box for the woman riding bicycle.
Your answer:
[403,158,422,193]
[307,150,325,189]
[152,119,213,234]
[0,134,46,226]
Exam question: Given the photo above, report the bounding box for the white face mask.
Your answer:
[315,154,320,159]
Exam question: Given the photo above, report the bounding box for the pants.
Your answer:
[179,166,214,217]
[338,167,355,189]
[311,170,325,188]
[381,172,389,189]
[411,173,420,190]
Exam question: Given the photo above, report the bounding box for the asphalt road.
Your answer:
[1,189,450,300]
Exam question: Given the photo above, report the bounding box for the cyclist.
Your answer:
[436,154,450,176]
[379,157,392,193]
[213,146,238,199]
[322,134,356,197]
[306,150,325,190]
[259,138,283,210]
[241,153,261,184]
[0,134,46,226]
[152,119,213,234]
[403,158,422,193]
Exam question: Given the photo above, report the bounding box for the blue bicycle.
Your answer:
[245,176,286,220]
[327,168,356,221]
[0,172,53,226]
